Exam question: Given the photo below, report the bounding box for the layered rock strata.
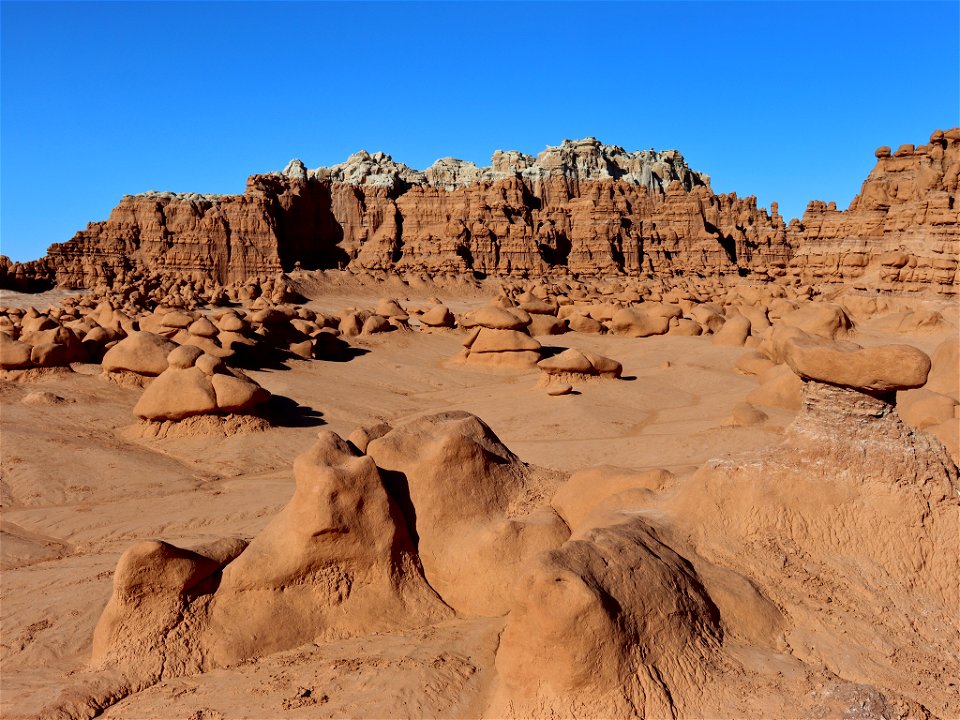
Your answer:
[787,128,960,295]
[2,139,787,288]
[4,130,957,294]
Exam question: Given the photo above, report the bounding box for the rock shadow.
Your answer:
[259,395,326,428]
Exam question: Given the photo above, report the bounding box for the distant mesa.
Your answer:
[1,129,957,297]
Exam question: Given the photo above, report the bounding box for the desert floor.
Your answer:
[1,283,956,719]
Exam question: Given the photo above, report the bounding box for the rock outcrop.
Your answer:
[91,429,451,685]
[670,359,959,718]
[786,128,960,295]
[4,129,956,295]
[133,348,270,421]
[2,138,787,288]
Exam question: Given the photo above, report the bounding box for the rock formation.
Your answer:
[665,344,959,718]
[787,128,960,295]
[133,347,270,421]
[537,348,623,380]
[2,138,787,288]
[91,429,451,685]
[6,130,956,295]
[457,305,542,368]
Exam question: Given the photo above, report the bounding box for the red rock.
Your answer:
[4,130,956,298]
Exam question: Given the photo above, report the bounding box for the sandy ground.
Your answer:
[1,285,957,719]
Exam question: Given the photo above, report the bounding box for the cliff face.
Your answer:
[784,128,960,294]
[4,132,956,294]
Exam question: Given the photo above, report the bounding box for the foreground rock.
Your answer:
[90,430,451,688]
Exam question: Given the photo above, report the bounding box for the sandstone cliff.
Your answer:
[786,128,960,295]
[3,131,956,294]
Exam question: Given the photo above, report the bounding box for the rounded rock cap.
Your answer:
[784,333,930,393]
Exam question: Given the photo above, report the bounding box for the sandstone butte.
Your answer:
[2,129,958,296]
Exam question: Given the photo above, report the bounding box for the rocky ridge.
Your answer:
[2,130,957,295]
[305,137,710,194]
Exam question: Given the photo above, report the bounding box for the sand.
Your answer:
[1,282,957,719]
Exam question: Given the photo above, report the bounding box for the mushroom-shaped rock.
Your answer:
[460,306,531,330]
[101,332,178,376]
[211,373,270,414]
[419,305,455,328]
[133,367,218,421]
[188,317,219,338]
[217,314,247,333]
[470,328,540,354]
[538,348,593,375]
[582,350,622,379]
[784,333,930,393]
[133,349,271,421]
[538,349,621,379]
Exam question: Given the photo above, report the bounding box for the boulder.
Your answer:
[780,303,854,339]
[608,308,669,337]
[470,328,540,354]
[460,306,531,330]
[101,332,178,377]
[133,367,218,421]
[783,334,930,393]
[419,305,455,328]
[711,313,751,346]
[211,373,270,414]
[528,314,568,336]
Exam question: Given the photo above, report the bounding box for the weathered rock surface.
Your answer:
[670,377,959,718]
[90,430,451,685]
[783,333,931,393]
[2,139,786,288]
[787,128,960,295]
[4,129,956,296]
[133,349,270,421]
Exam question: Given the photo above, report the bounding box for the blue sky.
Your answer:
[2,1,958,262]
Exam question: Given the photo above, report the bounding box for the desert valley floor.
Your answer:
[1,272,958,720]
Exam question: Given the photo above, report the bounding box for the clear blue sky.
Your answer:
[2,1,958,262]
